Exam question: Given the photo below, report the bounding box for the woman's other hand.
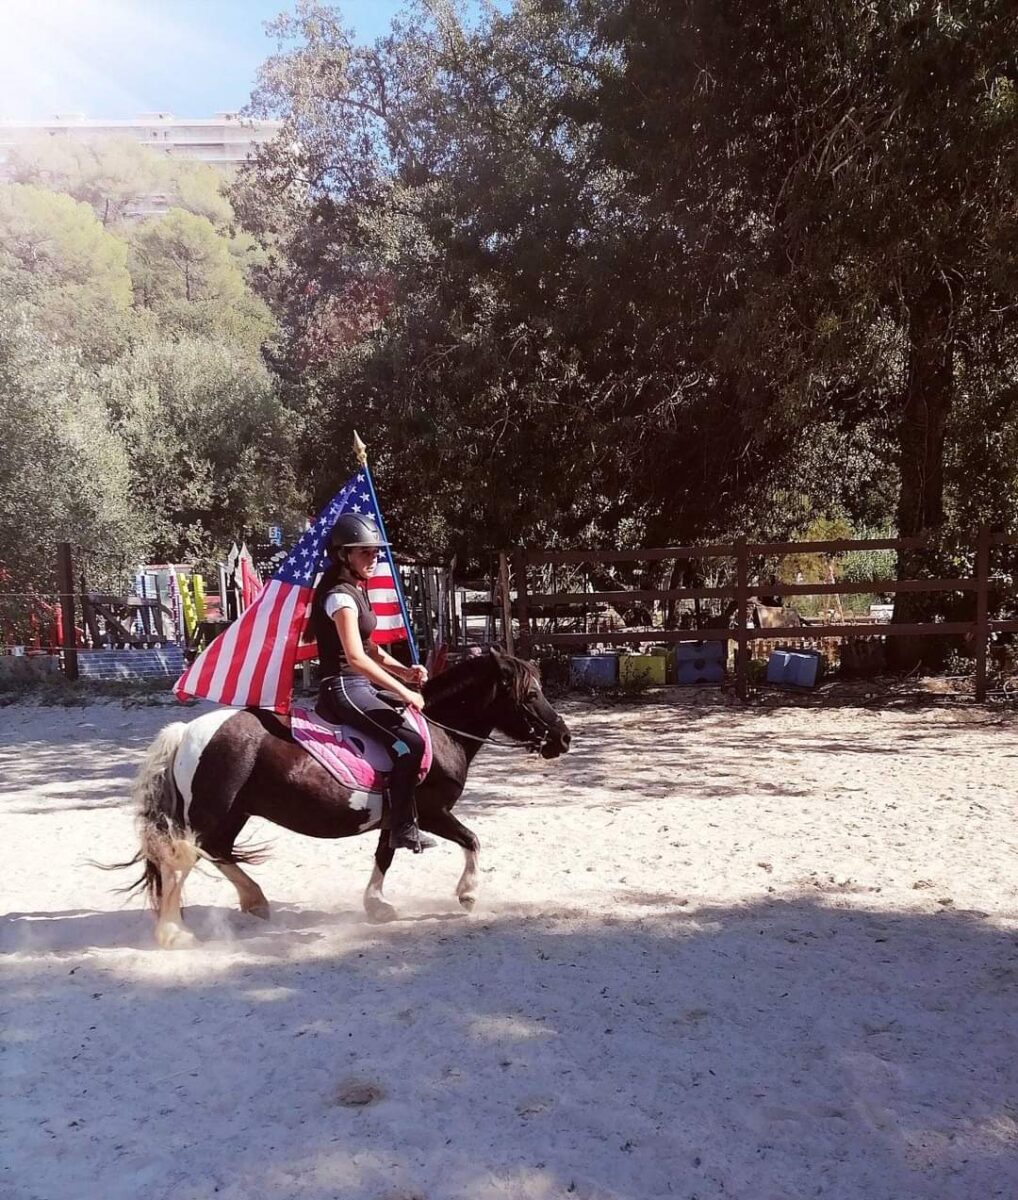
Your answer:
[406,664,429,687]
[403,690,426,710]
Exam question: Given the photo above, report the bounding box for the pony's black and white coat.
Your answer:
[123,649,571,946]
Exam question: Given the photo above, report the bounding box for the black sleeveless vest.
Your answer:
[311,571,378,678]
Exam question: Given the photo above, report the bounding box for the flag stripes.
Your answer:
[173,470,413,712]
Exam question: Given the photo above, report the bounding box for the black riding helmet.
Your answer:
[327,512,390,557]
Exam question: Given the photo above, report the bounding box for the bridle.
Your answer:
[422,681,562,753]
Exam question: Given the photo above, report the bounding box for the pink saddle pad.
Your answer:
[290,705,432,793]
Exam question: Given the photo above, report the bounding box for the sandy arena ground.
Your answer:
[1,693,1017,1200]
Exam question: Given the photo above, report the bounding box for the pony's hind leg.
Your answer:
[418,810,481,911]
[200,809,269,919]
[364,833,397,922]
[215,860,270,919]
[153,836,200,949]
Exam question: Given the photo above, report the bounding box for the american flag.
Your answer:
[173,470,414,713]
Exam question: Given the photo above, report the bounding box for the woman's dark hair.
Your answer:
[317,556,357,592]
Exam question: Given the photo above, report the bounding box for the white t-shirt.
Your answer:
[324,592,359,619]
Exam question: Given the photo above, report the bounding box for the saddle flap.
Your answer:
[290,705,432,793]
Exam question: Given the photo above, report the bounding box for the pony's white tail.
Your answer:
[109,722,198,910]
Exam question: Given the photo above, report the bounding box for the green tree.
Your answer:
[6,137,234,228]
[0,182,137,361]
[238,0,1017,605]
[127,207,275,349]
[0,311,148,601]
[101,336,301,562]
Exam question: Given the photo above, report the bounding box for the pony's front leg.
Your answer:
[418,810,481,911]
[364,833,398,922]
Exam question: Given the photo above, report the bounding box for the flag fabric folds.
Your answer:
[173,470,414,713]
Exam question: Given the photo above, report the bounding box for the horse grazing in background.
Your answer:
[119,649,571,947]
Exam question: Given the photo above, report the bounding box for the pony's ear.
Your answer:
[488,645,514,684]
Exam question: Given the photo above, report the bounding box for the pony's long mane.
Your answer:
[423,650,536,710]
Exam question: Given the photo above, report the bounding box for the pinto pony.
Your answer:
[122,649,571,947]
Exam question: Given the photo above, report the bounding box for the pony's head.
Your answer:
[486,648,572,758]
[420,652,569,753]
[423,647,571,758]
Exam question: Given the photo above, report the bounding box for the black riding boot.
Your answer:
[385,784,436,852]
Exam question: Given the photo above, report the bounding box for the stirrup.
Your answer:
[389,825,437,853]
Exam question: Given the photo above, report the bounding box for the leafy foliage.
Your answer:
[6,137,234,228]
[0,142,298,599]
[0,312,146,597]
[237,0,1018,585]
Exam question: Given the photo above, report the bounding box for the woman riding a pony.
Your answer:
[311,512,435,854]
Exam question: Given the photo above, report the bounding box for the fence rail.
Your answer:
[507,527,1018,701]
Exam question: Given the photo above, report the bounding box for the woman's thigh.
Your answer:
[329,676,418,751]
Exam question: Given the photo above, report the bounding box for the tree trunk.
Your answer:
[889,277,956,669]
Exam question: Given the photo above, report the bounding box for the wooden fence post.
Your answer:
[498,551,515,655]
[974,524,990,703]
[56,542,78,681]
[735,536,749,700]
[513,547,532,659]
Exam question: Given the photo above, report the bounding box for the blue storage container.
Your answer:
[675,659,725,685]
[674,640,727,685]
[766,649,821,688]
[675,639,727,663]
[569,654,619,688]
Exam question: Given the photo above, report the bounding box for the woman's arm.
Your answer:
[367,640,429,686]
[334,608,424,707]
[367,640,405,675]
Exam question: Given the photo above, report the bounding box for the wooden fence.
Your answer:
[507,529,1018,701]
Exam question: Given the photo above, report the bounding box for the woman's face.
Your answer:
[347,545,381,578]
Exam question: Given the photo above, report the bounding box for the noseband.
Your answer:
[513,695,562,753]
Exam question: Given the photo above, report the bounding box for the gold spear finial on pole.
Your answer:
[353,430,368,466]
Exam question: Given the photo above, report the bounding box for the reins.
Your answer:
[417,656,558,752]
[421,713,526,750]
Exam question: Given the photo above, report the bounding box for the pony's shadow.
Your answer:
[0,903,357,954]
[395,909,470,924]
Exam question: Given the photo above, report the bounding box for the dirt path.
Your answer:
[2,696,1016,1200]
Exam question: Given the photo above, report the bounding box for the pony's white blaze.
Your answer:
[173,708,237,821]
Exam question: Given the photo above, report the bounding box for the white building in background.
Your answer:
[0,111,282,172]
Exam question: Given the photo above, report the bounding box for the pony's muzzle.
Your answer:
[540,724,571,758]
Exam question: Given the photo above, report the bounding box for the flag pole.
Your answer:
[353,431,421,665]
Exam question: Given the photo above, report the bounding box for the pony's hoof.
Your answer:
[458,893,477,912]
[365,898,398,923]
[243,902,271,921]
[156,923,197,950]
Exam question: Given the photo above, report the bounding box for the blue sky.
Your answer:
[0,1,447,121]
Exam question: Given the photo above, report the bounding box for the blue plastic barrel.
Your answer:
[766,649,821,687]
[675,639,727,663]
[569,654,619,687]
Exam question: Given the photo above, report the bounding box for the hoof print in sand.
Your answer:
[334,1077,386,1107]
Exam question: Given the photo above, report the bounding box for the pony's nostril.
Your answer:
[560,730,572,749]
